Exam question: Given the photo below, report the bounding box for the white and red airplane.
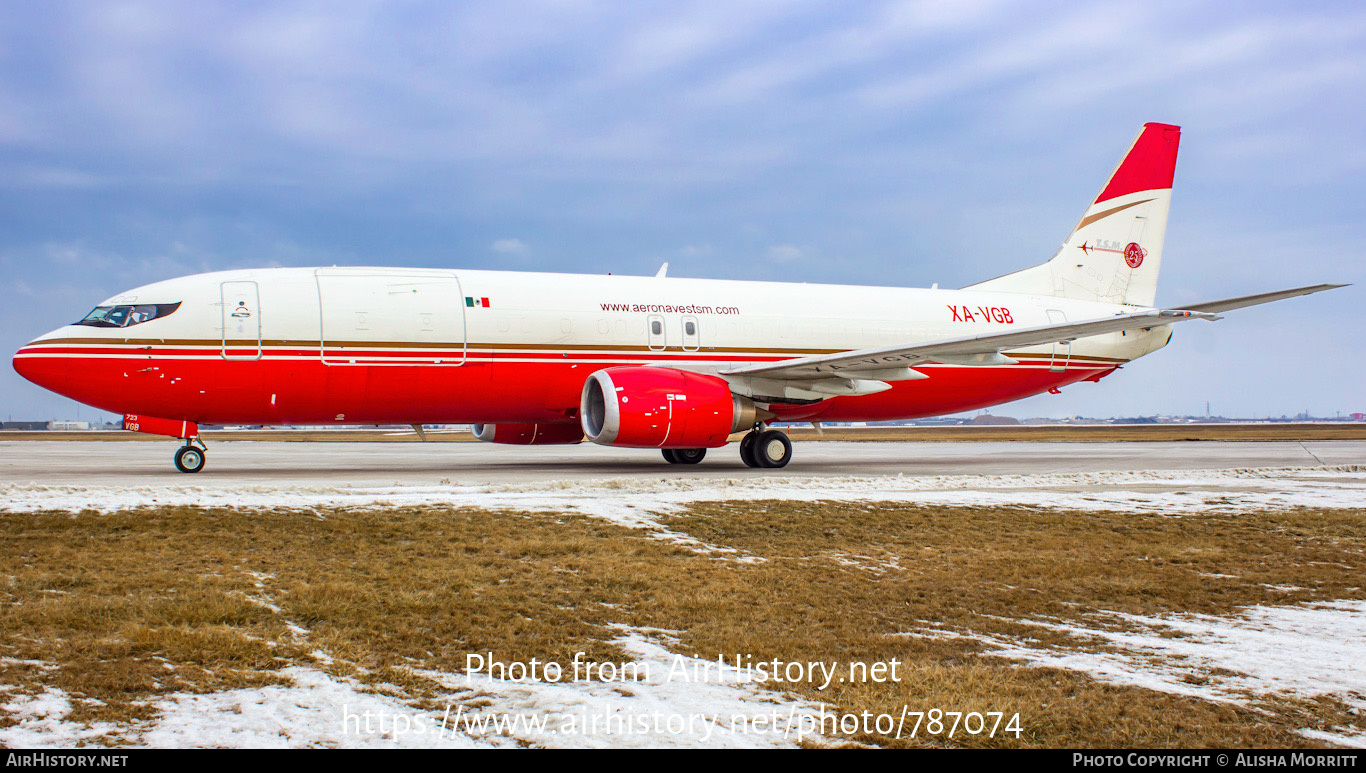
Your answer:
[12,123,1342,473]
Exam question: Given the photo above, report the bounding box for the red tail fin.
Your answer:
[1095,123,1181,204]
[967,123,1181,307]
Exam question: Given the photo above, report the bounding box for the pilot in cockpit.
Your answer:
[76,302,182,328]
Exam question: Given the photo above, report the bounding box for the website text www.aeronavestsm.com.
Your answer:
[599,302,741,315]
[341,705,1023,742]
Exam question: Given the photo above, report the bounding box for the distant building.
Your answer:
[48,421,90,431]
[1353,413,1365,421]
[1,421,47,431]
[967,414,1020,426]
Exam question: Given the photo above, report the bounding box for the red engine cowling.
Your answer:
[472,423,584,445]
[580,366,757,448]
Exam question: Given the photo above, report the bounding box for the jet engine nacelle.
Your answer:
[472,423,584,445]
[580,366,758,448]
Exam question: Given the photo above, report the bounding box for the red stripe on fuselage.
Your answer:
[15,344,1118,365]
[14,344,1114,426]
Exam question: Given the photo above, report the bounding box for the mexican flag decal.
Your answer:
[465,297,490,308]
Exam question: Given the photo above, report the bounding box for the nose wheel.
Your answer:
[174,441,207,474]
[739,428,791,469]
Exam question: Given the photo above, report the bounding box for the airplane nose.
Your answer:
[13,337,70,394]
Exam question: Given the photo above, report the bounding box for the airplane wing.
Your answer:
[719,283,1344,382]
[1176,283,1346,314]
[719,308,1216,380]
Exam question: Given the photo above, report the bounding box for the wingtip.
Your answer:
[1300,282,1350,295]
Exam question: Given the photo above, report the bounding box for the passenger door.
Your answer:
[221,281,261,360]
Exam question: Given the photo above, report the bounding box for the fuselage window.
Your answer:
[651,320,662,335]
[76,303,182,328]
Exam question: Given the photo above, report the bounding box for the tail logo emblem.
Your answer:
[1124,242,1147,269]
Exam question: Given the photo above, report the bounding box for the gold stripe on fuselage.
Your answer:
[24,338,1129,365]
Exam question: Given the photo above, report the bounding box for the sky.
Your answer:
[2,0,1363,422]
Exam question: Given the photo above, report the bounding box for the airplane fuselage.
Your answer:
[14,266,1171,428]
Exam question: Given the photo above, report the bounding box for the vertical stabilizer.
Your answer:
[966,123,1181,307]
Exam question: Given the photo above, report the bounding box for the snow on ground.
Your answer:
[0,688,123,748]
[901,600,1366,747]
[3,466,1363,747]
[4,465,1361,559]
[1,466,1363,526]
[0,629,825,749]
[0,665,490,749]
[423,628,827,748]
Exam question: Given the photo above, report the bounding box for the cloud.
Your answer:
[766,244,805,263]
[678,243,712,257]
[492,238,529,255]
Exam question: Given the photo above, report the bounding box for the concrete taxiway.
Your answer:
[2,439,1363,488]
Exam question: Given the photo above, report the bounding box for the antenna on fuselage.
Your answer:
[655,262,668,278]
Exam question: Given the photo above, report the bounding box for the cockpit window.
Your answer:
[75,303,181,328]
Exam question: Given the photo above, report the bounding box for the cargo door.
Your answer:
[316,269,466,365]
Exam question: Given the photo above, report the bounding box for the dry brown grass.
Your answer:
[653,502,1366,747]
[1,501,1363,747]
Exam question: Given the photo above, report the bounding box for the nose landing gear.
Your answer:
[174,439,207,473]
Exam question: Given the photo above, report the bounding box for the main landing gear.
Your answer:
[174,439,208,474]
[662,448,707,464]
[659,425,792,468]
[738,425,792,469]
